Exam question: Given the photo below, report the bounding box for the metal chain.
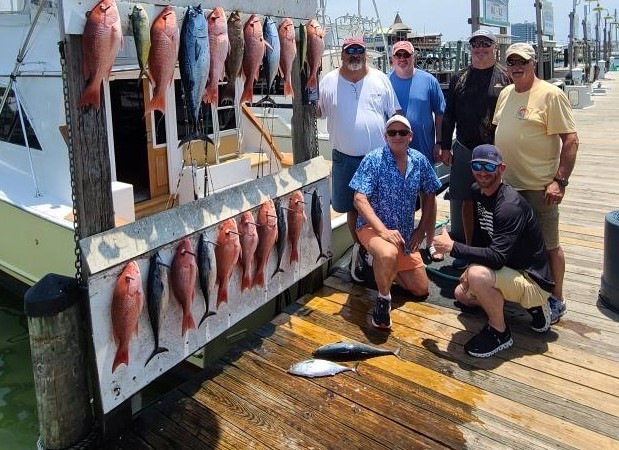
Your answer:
[58,40,82,285]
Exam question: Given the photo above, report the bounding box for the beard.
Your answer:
[346,60,364,71]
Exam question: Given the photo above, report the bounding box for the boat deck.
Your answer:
[103,75,619,449]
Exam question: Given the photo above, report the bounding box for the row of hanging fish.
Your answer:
[287,342,401,378]
[78,0,325,111]
[110,189,326,373]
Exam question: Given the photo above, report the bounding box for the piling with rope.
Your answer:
[25,273,93,449]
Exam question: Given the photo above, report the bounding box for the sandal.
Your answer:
[428,245,444,262]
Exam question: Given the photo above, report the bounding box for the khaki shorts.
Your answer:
[518,190,560,250]
[357,226,425,272]
[492,266,549,309]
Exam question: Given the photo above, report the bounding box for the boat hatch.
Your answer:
[0,85,41,150]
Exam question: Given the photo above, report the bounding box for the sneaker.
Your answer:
[451,257,469,270]
[371,296,392,329]
[549,295,567,324]
[464,323,513,358]
[350,243,366,283]
[528,302,551,332]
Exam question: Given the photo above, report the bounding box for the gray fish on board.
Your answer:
[178,5,211,146]
[197,232,216,327]
[145,251,169,366]
[271,197,287,278]
[287,359,359,378]
[312,341,401,361]
[311,190,327,263]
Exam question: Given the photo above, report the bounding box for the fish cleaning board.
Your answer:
[80,156,331,413]
[60,0,315,35]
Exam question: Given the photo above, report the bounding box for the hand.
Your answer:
[432,225,454,254]
[433,144,442,163]
[441,150,453,167]
[379,228,405,248]
[545,181,564,206]
[407,227,426,253]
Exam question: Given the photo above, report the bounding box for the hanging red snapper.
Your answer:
[78,0,123,109]
[254,199,278,287]
[145,6,180,115]
[241,14,266,103]
[111,261,144,373]
[305,18,325,90]
[238,211,259,291]
[204,7,230,105]
[215,218,242,306]
[170,238,197,336]
[287,190,306,264]
[278,18,297,98]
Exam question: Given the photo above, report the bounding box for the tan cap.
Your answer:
[392,41,414,55]
[506,42,536,60]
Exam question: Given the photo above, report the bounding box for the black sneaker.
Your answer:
[528,302,551,332]
[350,243,366,283]
[464,323,513,358]
[372,296,392,329]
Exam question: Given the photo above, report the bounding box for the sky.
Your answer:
[322,1,619,46]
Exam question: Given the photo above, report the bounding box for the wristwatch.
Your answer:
[553,176,569,187]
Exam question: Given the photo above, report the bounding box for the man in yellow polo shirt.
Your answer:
[493,43,579,324]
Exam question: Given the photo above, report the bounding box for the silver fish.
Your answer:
[197,232,216,327]
[311,190,327,263]
[287,359,359,378]
[312,341,401,361]
[271,197,287,278]
[145,251,169,366]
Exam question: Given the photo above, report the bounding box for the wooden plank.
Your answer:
[271,306,619,448]
[219,346,485,449]
[249,327,560,449]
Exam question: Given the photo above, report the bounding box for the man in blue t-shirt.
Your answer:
[389,40,446,262]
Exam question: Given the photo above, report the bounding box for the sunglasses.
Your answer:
[470,40,493,48]
[344,46,365,55]
[386,129,410,137]
[471,161,498,172]
[506,58,530,66]
[394,52,411,59]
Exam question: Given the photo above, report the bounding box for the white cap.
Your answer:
[386,114,411,129]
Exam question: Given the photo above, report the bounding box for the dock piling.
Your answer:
[25,273,93,449]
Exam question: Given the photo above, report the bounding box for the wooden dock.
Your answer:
[104,76,619,449]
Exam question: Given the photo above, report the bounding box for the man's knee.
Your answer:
[466,264,494,290]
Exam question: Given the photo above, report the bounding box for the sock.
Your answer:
[378,292,392,301]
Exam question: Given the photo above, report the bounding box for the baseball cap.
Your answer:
[342,36,366,49]
[392,41,414,55]
[506,42,536,61]
[469,29,497,43]
[386,114,411,130]
[471,144,503,164]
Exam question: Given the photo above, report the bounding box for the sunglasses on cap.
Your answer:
[386,129,410,137]
[471,161,498,172]
[394,51,411,59]
[470,39,493,48]
[344,46,365,55]
[506,58,530,66]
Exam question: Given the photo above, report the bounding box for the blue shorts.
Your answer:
[332,149,365,213]
[449,140,475,201]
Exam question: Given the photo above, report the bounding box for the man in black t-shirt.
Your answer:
[433,145,554,358]
[441,30,510,269]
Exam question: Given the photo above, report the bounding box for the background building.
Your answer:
[511,21,536,43]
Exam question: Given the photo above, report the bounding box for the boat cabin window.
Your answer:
[0,0,27,12]
[0,86,42,150]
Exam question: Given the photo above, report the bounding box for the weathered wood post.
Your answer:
[25,274,91,449]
